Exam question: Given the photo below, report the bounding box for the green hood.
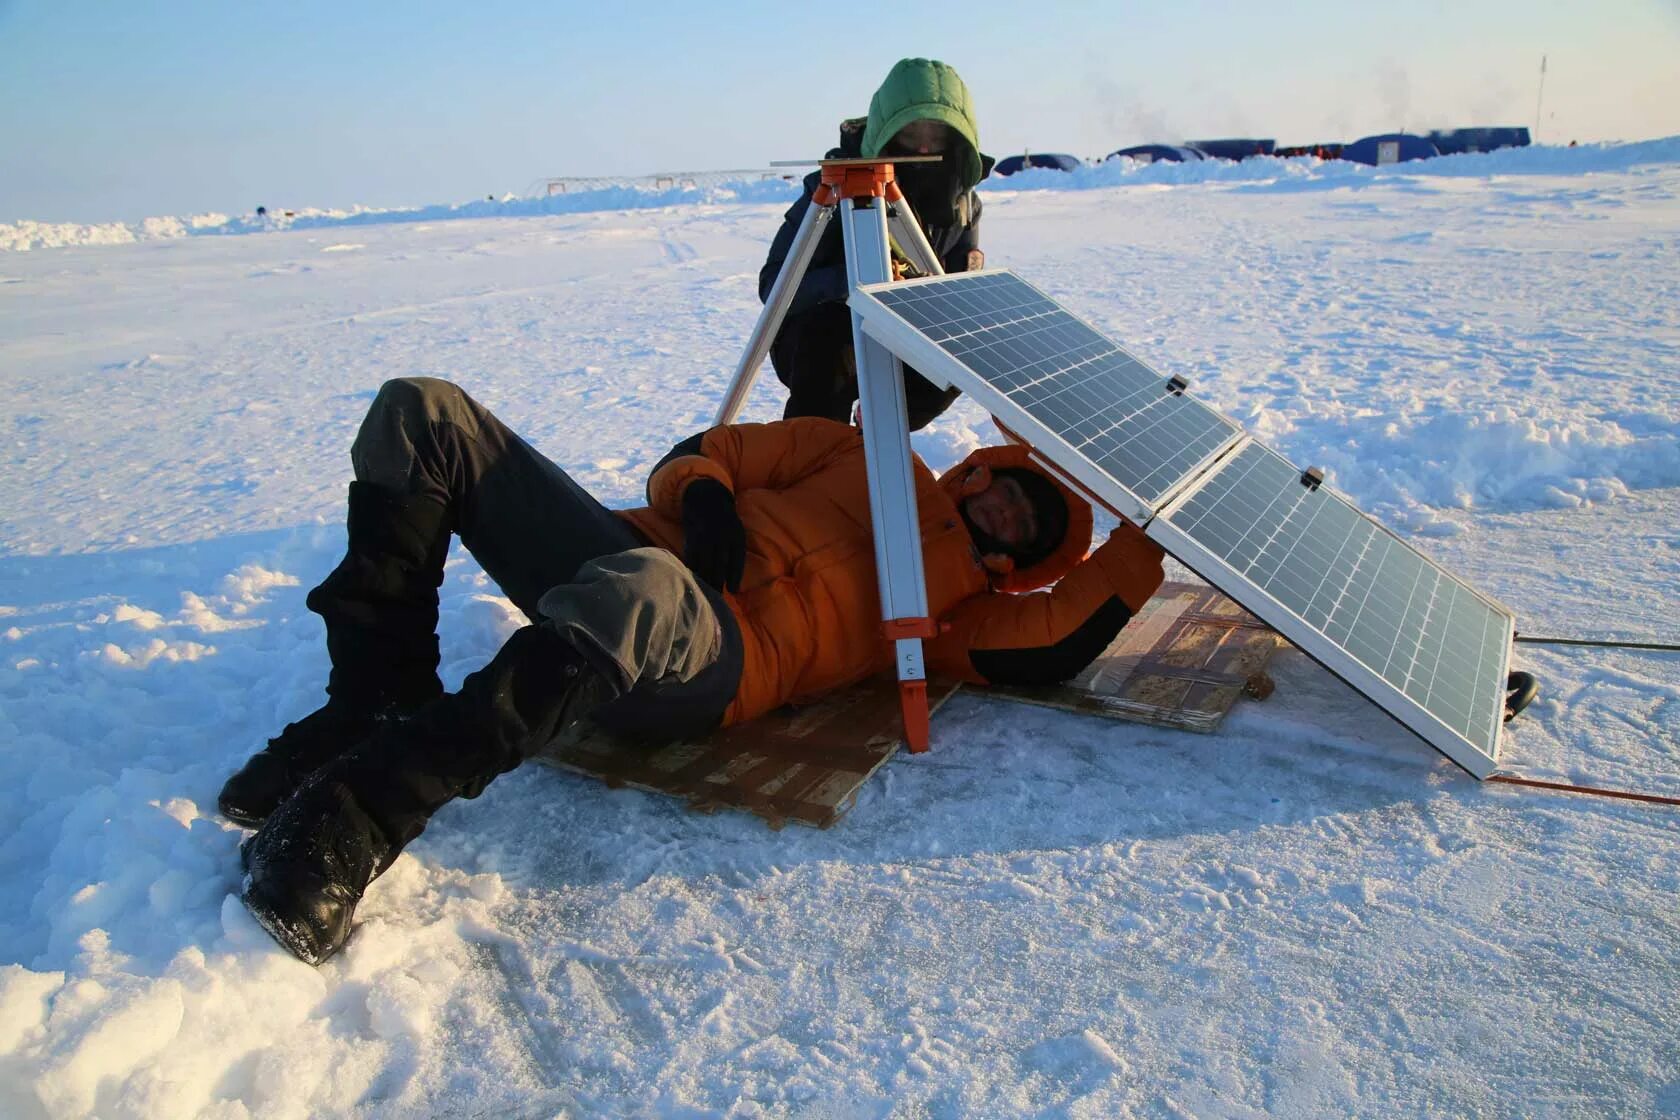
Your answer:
[860,58,983,190]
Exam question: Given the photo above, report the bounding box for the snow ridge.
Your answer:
[6,136,1677,253]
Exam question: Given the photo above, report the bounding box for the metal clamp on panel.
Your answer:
[1166,375,1189,396]
[882,617,939,640]
[1300,466,1326,491]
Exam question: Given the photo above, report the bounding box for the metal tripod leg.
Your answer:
[715,192,835,426]
[712,161,941,750]
[885,190,946,279]
[716,185,941,426]
[840,193,936,751]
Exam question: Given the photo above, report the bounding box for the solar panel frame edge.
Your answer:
[1148,438,1513,779]
[851,271,1241,522]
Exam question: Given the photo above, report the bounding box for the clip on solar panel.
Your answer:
[713,159,954,751]
[850,269,1524,777]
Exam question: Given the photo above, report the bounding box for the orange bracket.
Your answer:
[819,160,897,201]
[881,616,938,752]
[899,680,930,753]
[881,616,939,640]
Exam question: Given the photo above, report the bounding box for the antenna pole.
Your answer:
[1534,54,1547,143]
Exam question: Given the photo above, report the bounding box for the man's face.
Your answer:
[886,119,952,157]
[963,475,1038,551]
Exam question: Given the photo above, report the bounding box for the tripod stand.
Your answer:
[714,157,950,751]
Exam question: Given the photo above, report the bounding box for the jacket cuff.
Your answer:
[1088,524,1166,613]
[647,456,733,515]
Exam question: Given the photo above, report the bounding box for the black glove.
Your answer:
[680,479,746,592]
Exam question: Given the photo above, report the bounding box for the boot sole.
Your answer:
[221,803,270,830]
[241,874,336,966]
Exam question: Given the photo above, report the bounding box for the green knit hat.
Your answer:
[860,58,983,190]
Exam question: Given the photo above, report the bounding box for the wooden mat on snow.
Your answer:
[987,581,1284,733]
[536,676,962,830]
[537,582,1280,829]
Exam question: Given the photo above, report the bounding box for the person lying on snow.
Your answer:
[226,377,1165,964]
[760,56,995,431]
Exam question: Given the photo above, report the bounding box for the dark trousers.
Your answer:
[771,303,960,431]
[348,377,743,743]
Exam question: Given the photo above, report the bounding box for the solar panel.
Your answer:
[855,270,1241,520]
[1150,441,1513,776]
[851,269,1517,776]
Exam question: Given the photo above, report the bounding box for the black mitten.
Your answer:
[680,479,746,592]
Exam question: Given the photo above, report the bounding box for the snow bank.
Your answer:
[7,137,1677,253]
[0,180,799,252]
[980,135,1680,194]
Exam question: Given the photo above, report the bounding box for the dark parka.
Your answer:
[757,121,995,318]
[759,59,996,427]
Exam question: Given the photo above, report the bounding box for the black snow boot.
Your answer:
[219,482,451,829]
[219,699,420,829]
[241,625,622,965]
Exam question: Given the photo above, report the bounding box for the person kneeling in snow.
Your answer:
[226,377,1164,964]
[761,56,994,430]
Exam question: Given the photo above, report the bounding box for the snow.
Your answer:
[2,141,1678,1117]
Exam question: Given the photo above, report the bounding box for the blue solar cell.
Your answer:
[1163,442,1509,757]
[869,272,1239,509]
[855,269,1514,773]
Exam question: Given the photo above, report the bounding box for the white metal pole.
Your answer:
[884,191,945,279]
[714,199,834,426]
[840,193,935,749]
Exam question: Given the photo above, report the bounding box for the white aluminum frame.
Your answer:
[1149,439,1514,777]
[850,270,1517,778]
[840,196,931,687]
[851,269,1243,522]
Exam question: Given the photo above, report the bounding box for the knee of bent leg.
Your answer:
[536,548,718,688]
[354,377,477,489]
[369,377,469,426]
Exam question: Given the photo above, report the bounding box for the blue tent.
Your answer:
[1187,138,1275,161]
[993,152,1083,176]
[1105,144,1205,165]
[1340,133,1439,166]
[1425,127,1531,156]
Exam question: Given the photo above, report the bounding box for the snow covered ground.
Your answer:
[2,142,1677,1117]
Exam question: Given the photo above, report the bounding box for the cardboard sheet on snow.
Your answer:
[538,583,1280,831]
[537,676,963,830]
[987,581,1284,732]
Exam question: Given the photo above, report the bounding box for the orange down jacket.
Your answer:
[618,418,1164,727]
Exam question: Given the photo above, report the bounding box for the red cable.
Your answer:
[1487,774,1680,808]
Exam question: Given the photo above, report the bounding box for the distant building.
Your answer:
[1425,127,1531,155]
[1340,133,1440,166]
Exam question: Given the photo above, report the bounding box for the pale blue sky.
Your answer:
[3,0,1677,223]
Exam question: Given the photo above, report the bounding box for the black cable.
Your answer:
[1514,635,1680,653]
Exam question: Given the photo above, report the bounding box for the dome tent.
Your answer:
[993,152,1083,176]
[1105,144,1205,165]
[1341,133,1439,166]
[1187,138,1275,161]
[1425,127,1531,156]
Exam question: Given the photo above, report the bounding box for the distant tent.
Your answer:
[1105,144,1205,165]
[993,152,1083,176]
[1425,127,1532,156]
[1187,138,1275,161]
[1341,133,1439,166]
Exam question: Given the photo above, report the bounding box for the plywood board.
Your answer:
[987,581,1284,732]
[537,677,962,830]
